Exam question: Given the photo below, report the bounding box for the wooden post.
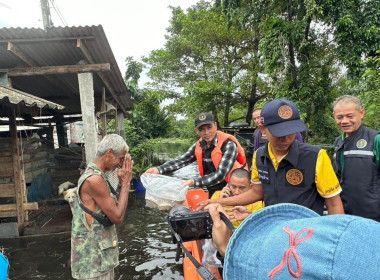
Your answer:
[45,126,54,149]
[114,104,118,133]
[10,107,25,233]
[117,111,125,140]
[101,87,107,137]
[56,122,67,148]
[78,63,98,163]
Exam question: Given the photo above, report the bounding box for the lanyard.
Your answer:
[339,134,345,182]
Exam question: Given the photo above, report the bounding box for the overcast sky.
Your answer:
[0,0,199,76]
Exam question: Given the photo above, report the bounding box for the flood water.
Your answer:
[1,143,199,279]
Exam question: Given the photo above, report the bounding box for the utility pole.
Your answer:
[40,0,52,30]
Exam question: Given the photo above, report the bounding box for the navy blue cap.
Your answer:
[261,99,307,137]
[195,112,215,129]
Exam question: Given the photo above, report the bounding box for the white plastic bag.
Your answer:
[140,174,188,210]
[202,239,223,267]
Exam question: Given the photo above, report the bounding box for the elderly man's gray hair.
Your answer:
[333,95,363,112]
[96,134,129,157]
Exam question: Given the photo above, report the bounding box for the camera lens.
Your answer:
[168,204,191,217]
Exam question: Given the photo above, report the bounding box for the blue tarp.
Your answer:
[27,173,54,202]
[0,252,9,280]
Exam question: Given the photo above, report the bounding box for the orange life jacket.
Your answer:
[194,131,247,182]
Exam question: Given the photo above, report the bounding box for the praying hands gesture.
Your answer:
[117,155,134,191]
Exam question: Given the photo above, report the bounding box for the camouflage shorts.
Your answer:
[82,268,114,280]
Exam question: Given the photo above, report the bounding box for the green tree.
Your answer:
[130,89,173,140]
[123,58,175,177]
[124,57,173,143]
[144,1,267,126]
[221,0,342,141]
[139,0,380,143]
[125,56,145,102]
[319,0,380,79]
[360,50,380,130]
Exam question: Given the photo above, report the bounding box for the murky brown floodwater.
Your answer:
[1,145,199,279]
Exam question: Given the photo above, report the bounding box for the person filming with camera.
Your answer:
[204,203,380,280]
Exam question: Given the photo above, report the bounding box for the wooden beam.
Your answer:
[0,155,12,163]
[98,73,128,115]
[7,42,77,94]
[8,42,39,66]
[101,87,107,137]
[76,39,95,64]
[0,202,38,212]
[1,63,111,76]
[114,103,118,132]
[0,165,14,177]
[76,39,128,115]
[0,184,16,197]
[10,107,26,231]
[0,36,94,44]
[38,95,71,100]
[0,211,17,218]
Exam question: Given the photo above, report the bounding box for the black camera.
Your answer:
[168,204,213,243]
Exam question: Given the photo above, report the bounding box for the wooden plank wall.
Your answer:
[0,138,38,220]
[0,136,83,221]
[49,146,83,190]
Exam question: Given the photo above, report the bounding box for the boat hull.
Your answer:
[182,189,223,280]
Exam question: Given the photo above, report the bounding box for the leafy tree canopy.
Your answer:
[129,0,380,144]
[143,0,267,126]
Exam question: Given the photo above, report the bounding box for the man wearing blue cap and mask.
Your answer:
[199,99,344,216]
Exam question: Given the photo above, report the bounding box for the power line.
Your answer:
[0,2,12,9]
[49,0,68,26]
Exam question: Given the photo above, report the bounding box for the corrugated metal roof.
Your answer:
[0,85,64,110]
[0,25,133,118]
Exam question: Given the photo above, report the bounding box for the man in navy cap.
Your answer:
[145,112,247,197]
[199,99,344,215]
[252,107,303,152]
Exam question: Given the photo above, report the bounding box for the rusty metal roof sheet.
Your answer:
[0,85,64,110]
[0,25,133,118]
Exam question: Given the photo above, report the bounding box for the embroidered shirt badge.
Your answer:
[286,169,303,185]
[356,139,367,149]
